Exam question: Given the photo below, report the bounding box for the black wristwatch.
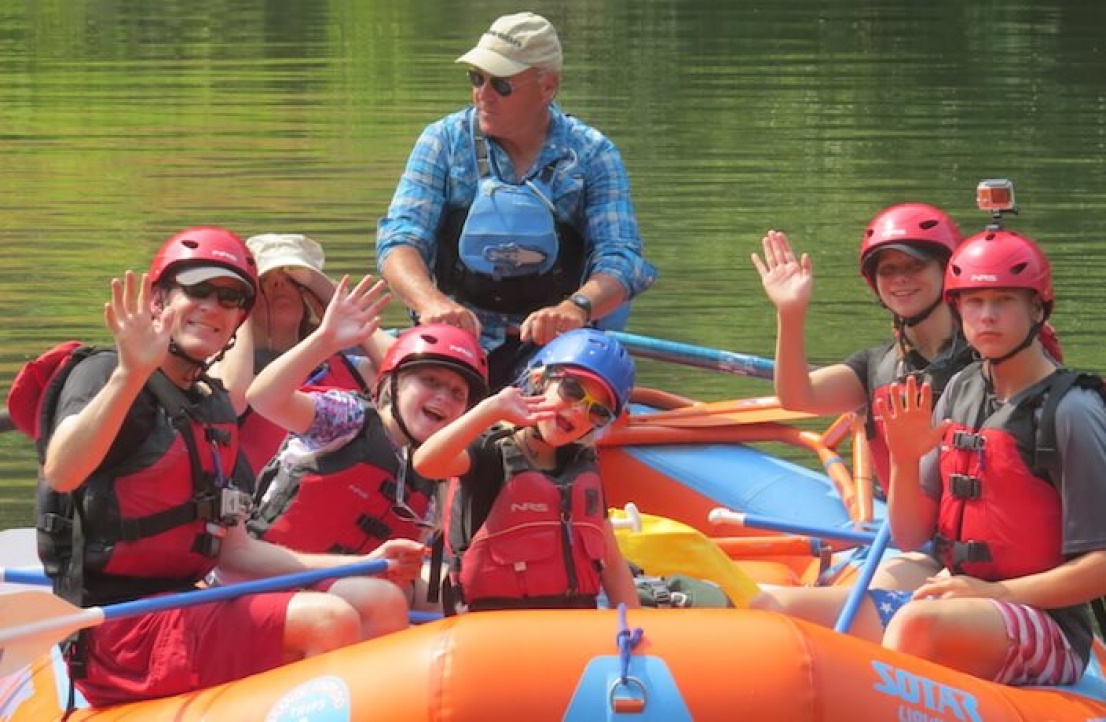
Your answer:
[567,293,593,322]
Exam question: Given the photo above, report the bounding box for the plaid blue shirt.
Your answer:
[376,103,657,352]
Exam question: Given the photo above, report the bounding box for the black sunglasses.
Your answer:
[390,452,436,529]
[549,372,616,428]
[467,69,532,97]
[176,282,252,310]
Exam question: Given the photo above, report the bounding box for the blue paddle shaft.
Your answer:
[608,332,776,380]
[833,519,894,633]
[736,513,880,546]
[101,558,389,622]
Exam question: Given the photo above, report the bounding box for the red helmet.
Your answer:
[859,204,963,289]
[149,226,259,311]
[944,229,1054,319]
[375,324,489,405]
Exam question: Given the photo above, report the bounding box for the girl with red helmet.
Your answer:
[754,230,1106,687]
[413,328,640,613]
[38,228,424,707]
[752,204,973,506]
[245,276,489,608]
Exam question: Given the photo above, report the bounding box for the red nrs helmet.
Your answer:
[943,229,1054,319]
[859,204,963,289]
[149,226,260,310]
[375,324,489,405]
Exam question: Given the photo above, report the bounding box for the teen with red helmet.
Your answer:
[413,328,639,613]
[39,228,423,708]
[245,278,488,603]
[753,203,973,502]
[754,229,1106,687]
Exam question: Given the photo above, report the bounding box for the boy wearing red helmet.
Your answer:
[38,228,423,707]
[755,230,1106,686]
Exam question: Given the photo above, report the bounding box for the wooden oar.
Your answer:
[627,395,817,427]
[608,331,777,380]
[0,558,390,676]
[708,508,881,546]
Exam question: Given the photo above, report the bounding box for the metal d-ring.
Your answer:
[608,675,647,714]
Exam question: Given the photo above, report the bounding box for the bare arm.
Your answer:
[248,275,389,434]
[413,387,557,479]
[753,230,868,415]
[44,272,173,492]
[215,522,425,583]
[380,246,481,338]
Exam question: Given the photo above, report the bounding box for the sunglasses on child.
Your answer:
[466,69,537,97]
[550,372,616,428]
[176,282,252,310]
[390,453,436,529]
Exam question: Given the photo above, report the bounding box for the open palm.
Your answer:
[751,230,813,313]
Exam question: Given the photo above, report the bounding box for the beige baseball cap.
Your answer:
[455,12,562,78]
[245,233,336,303]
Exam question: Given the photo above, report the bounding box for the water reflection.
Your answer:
[1,0,1104,528]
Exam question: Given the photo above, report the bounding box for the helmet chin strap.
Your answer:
[897,295,943,328]
[387,373,421,447]
[982,322,1043,367]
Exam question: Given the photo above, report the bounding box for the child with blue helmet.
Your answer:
[413,328,639,613]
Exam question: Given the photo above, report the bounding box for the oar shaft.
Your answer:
[102,558,390,622]
[834,519,893,633]
[608,332,776,380]
[0,568,50,586]
[708,508,880,546]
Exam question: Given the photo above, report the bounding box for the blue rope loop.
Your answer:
[615,603,644,684]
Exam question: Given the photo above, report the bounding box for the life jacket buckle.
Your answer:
[951,430,985,451]
[948,473,983,500]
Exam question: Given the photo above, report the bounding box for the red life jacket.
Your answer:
[248,404,435,553]
[456,437,607,608]
[934,365,1067,580]
[36,362,244,606]
[866,336,974,495]
[239,351,368,475]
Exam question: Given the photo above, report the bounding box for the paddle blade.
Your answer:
[0,590,101,676]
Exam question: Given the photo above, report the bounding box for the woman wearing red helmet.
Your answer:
[38,228,424,708]
[755,230,1106,687]
[245,276,489,609]
[753,204,973,504]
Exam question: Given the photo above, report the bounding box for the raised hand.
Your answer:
[491,386,559,426]
[751,230,813,314]
[318,275,391,350]
[874,376,951,464]
[104,271,172,378]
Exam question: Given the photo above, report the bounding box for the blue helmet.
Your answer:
[524,329,636,415]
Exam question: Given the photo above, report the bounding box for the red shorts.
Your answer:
[990,599,1085,686]
[75,591,294,707]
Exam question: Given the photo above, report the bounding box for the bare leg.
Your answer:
[868,551,941,590]
[326,576,409,638]
[283,590,361,661]
[884,598,1009,680]
[750,585,885,642]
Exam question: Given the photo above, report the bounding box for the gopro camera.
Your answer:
[976,179,1016,213]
